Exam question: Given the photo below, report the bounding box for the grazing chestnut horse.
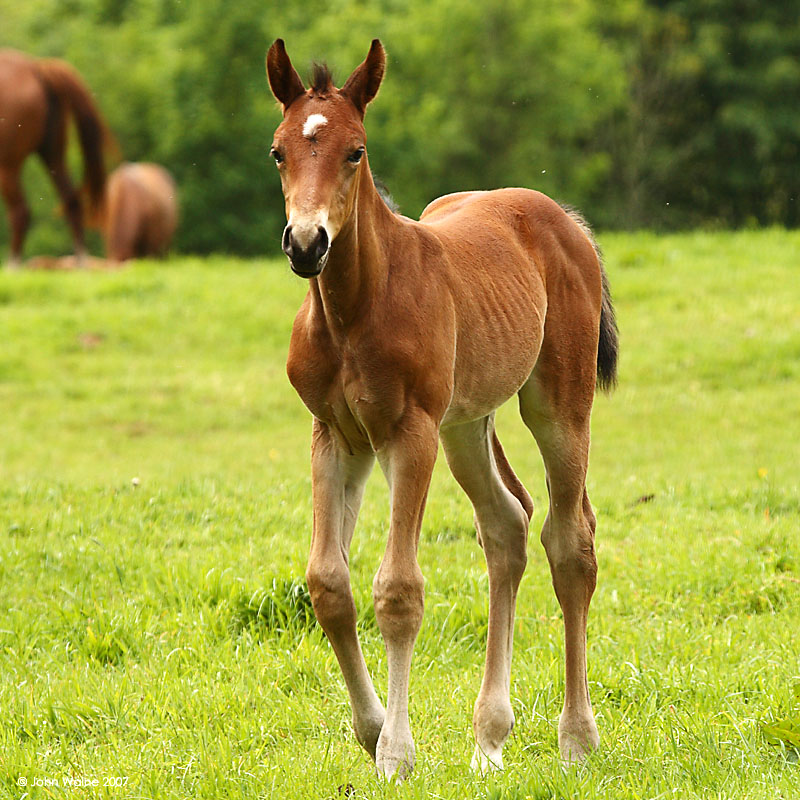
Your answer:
[266,39,618,779]
[0,49,113,267]
[102,163,178,261]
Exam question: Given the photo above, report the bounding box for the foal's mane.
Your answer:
[373,174,400,214]
[310,63,334,95]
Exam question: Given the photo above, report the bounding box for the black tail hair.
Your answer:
[597,266,619,392]
[559,204,618,392]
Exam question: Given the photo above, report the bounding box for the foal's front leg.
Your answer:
[305,420,385,758]
[373,409,439,779]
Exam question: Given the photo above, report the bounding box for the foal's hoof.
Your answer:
[471,695,513,773]
[558,716,599,764]
[353,708,385,761]
[376,754,413,782]
[375,733,415,781]
[470,743,503,773]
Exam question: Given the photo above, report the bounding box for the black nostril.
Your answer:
[282,225,293,257]
[315,226,329,259]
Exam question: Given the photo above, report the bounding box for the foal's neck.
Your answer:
[312,167,397,331]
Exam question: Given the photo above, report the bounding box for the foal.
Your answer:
[266,39,618,779]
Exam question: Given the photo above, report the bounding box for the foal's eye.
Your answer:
[347,147,365,164]
[270,148,284,165]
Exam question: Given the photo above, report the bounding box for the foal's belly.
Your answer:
[441,347,539,428]
[441,289,546,428]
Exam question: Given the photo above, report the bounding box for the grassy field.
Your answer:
[0,230,799,799]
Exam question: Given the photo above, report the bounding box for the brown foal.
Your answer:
[266,39,618,779]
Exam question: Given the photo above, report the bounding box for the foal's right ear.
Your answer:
[341,39,386,117]
[266,39,306,112]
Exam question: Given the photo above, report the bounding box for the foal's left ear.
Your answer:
[341,39,385,117]
[266,39,306,112]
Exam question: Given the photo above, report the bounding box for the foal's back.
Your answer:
[420,187,601,296]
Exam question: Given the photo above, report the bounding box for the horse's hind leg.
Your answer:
[441,415,531,771]
[0,165,31,268]
[39,144,87,264]
[518,374,600,762]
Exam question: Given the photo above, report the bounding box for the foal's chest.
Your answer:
[288,331,404,454]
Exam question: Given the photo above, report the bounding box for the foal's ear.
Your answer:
[266,39,306,112]
[341,39,385,117]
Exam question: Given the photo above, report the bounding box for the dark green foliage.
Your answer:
[1,0,798,256]
[603,0,800,229]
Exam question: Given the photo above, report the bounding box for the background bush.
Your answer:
[1,0,798,255]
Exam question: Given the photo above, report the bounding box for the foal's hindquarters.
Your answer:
[432,195,603,770]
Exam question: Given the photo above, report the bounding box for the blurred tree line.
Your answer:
[1,0,798,256]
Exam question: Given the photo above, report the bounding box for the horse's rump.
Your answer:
[0,50,49,163]
[105,163,178,260]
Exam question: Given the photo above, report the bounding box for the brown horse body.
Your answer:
[103,162,178,261]
[0,49,112,267]
[267,40,618,778]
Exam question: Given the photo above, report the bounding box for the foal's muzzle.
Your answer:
[282,224,330,278]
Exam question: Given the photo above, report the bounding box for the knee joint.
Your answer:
[372,570,424,631]
[306,562,355,630]
[582,491,597,535]
[541,521,597,582]
[478,503,529,573]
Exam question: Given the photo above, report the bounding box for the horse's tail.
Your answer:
[35,58,116,214]
[560,204,619,392]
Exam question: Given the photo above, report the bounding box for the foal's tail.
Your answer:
[36,58,116,215]
[597,266,619,392]
[561,205,619,392]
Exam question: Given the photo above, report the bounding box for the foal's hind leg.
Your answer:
[441,415,531,771]
[0,165,30,268]
[519,377,600,762]
[305,420,386,758]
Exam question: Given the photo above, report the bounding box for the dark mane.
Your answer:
[373,174,400,214]
[310,63,334,95]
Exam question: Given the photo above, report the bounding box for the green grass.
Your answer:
[1,230,799,798]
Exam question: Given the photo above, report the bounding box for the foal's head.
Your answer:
[266,39,385,277]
